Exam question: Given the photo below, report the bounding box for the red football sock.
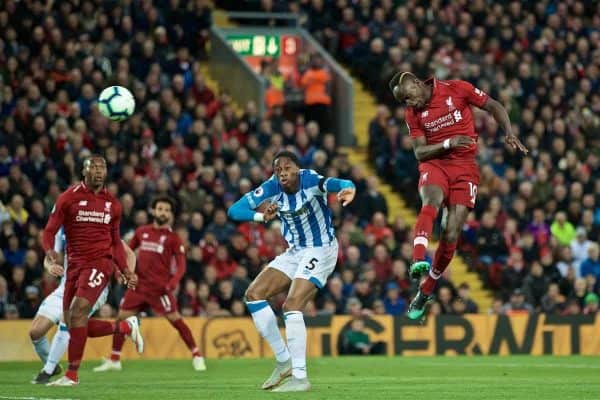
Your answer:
[117,320,132,335]
[412,205,438,261]
[67,326,88,382]
[111,333,126,361]
[421,240,457,295]
[109,320,131,361]
[87,319,116,337]
[170,318,202,357]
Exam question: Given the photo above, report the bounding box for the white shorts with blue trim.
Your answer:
[268,240,338,289]
[36,286,109,324]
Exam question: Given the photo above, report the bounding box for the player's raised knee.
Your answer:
[282,297,303,313]
[244,286,264,302]
[442,229,460,243]
[29,326,43,341]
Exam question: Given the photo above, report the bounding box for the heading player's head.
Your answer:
[151,196,175,227]
[273,150,301,193]
[82,155,107,189]
[389,72,430,109]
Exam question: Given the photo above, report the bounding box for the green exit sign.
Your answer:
[226,35,281,57]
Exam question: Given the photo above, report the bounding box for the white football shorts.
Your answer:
[36,286,109,324]
[269,240,338,289]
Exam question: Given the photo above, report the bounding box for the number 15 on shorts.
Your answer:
[88,268,105,288]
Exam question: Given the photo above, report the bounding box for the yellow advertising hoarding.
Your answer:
[1,315,598,362]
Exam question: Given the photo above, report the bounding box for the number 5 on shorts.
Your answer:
[305,258,318,270]
[88,268,105,288]
[468,182,478,205]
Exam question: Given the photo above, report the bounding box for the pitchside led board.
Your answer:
[226,33,301,81]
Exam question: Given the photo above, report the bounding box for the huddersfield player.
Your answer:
[228,151,356,392]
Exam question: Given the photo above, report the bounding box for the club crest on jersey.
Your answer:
[104,202,112,212]
[446,96,455,112]
[79,200,88,206]
[159,235,167,244]
[143,233,149,239]
[253,187,264,197]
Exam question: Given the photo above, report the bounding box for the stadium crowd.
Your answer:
[295,0,600,315]
[1,0,599,321]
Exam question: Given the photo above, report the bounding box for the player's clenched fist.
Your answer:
[43,256,64,277]
[449,135,475,149]
[337,187,356,207]
[124,271,138,289]
[45,249,59,264]
[264,203,279,222]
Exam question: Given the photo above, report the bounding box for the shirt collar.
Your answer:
[81,182,107,195]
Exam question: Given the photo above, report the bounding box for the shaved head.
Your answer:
[388,71,431,109]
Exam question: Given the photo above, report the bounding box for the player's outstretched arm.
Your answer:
[482,98,528,154]
[228,196,278,223]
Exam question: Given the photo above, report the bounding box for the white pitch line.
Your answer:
[0,396,78,400]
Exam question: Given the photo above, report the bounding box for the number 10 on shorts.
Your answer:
[468,182,477,205]
[88,268,105,288]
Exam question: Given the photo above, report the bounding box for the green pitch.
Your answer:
[1,356,599,400]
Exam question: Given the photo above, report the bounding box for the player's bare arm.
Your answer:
[482,98,528,154]
[411,136,474,162]
[122,239,136,273]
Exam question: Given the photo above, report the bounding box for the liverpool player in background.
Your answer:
[94,196,207,372]
[42,155,143,386]
[30,234,136,384]
[388,72,528,321]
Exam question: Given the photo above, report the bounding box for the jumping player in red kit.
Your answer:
[94,196,207,372]
[388,72,528,320]
[42,155,143,386]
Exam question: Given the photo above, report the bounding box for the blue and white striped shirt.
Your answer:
[245,169,336,248]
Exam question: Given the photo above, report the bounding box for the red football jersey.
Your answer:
[42,182,126,271]
[129,224,186,295]
[405,78,489,162]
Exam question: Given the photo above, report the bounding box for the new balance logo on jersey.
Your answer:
[79,200,88,206]
[421,111,429,118]
[421,172,429,183]
[474,88,485,97]
[446,96,455,112]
